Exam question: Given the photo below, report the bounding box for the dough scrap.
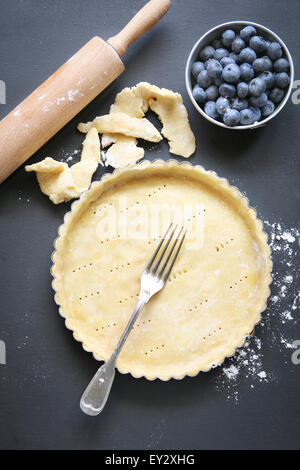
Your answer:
[25,128,101,204]
[104,139,144,168]
[77,112,162,142]
[78,82,196,167]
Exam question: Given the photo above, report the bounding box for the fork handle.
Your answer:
[80,293,149,416]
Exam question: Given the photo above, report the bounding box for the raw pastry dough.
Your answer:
[52,160,272,380]
[25,128,101,204]
[104,137,144,168]
[78,82,196,167]
[77,112,162,142]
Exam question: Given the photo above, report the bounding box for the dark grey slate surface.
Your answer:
[0,0,299,450]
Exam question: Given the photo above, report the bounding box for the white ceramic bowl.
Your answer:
[185,21,294,130]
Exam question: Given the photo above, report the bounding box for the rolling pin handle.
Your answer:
[108,0,171,57]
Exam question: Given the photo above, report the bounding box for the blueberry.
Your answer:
[261,100,275,117]
[231,36,245,54]
[223,109,240,126]
[267,42,283,61]
[222,29,235,47]
[204,101,219,120]
[275,72,290,88]
[197,70,213,89]
[206,59,222,79]
[240,25,257,42]
[219,83,236,98]
[249,77,266,96]
[240,108,255,125]
[270,87,285,103]
[237,82,249,98]
[214,77,223,86]
[250,92,268,107]
[259,71,275,89]
[274,58,290,73]
[212,39,223,49]
[249,106,261,122]
[240,63,255,81]
[222,63,241,83]
[220,56,236,67]
[205,85,219,101]
[232,97,248,111]
[229,52,240,63]
[216,97,230,115]
[239,47,256,64]
[249,35,267,54]
[192,61,205,79]
[192,85,206,104]
[253,56,273,73]
[199,45,215,61]
[215,48,230,60]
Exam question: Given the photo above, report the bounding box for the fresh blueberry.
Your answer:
[216,97,230,115]
[239,47,256,64]
[223,109,240,126]
[192,85,206,104]
[249,106,261,122]
[197,70,213,89]
[219,83,236,98]
[199,45,215,61]
[214,77,223,87]
[192,61,205,79]
[229,52,240,63]
[267,42,283,61]
[220,56,236,67]
[206,59,222,79]
[231,36,245,54]
[270,87,285,103]
[222,29,235,47]
[232,97,248,111]
[274,58,290,73]
[205,85,219,101]
[240,63,255,81]
[261,100,275,117]
[259,71,275,89]
[249,35,267,54]
[222,63,241,83]
[240,25,257,42]
[215,48,230,60]
[204,101,219,120]
[253,56,273,73]
[212,39,223,49]
[240,108,255,125]
[250,92,268,107]
[275,72,290,88]
[237,82,249,98]
[249,77,266,96]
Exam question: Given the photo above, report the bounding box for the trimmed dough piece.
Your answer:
[136,82,196,158]
[77,112,162,143]
[25,128,101,204]
[101,88,145,167]
[104,139,144,168]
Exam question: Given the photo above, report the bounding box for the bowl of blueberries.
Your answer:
[185,21,294,129]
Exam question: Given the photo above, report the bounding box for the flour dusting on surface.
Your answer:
[216,219,299,403]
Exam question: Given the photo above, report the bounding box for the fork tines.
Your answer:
[146,223,186,282]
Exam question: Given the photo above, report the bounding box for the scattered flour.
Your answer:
[216,219,299,403]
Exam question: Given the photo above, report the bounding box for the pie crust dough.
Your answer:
[25,128,101,204]
[51,160,272,380]
[77,111,162,142]
[78,82,196,168]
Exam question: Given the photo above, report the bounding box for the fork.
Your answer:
[80,223,186,416]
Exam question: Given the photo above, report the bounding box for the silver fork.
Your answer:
[80,223,186,416]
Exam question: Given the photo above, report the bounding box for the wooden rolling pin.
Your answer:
[0,0,171,183]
